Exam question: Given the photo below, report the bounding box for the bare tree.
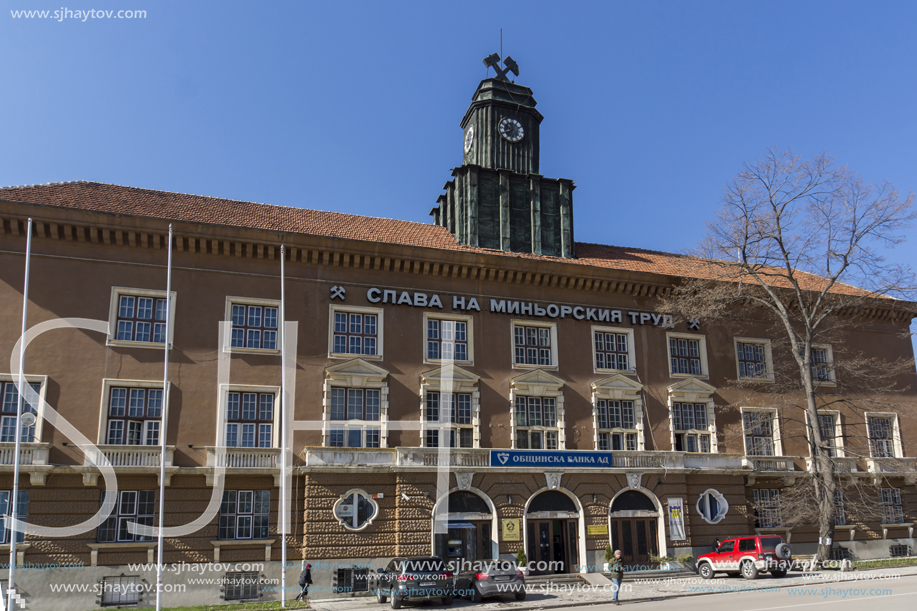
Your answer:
[660,148,917,562]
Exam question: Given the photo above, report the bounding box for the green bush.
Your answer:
[605,544,614,563]
[516,547,527,568]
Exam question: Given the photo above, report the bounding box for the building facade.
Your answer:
[0,68,915,609]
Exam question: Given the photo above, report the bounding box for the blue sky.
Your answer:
[2,0,915,353]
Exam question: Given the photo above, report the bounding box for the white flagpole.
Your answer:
[7,218,32,611]
[280,244,288,607]
[155,224,173,611]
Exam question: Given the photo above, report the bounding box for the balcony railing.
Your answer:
[743,456,796,472]
[206,447,281,469]
[397,448,490,467]
[866,457,917,474]
[303,448,396,468]
[0,443,49,466]
[610,451,664,469]
[805,456,858,473]
[82,444,174,468]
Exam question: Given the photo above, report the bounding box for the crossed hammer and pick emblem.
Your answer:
[330,286,346,301]
[483,53,519,81]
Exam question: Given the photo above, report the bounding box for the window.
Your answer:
[224,572,260,601]
[743,411,776,456]
[514,396,558,449]
[596,399,637,451]
[696,489,728,524]
[718,540,735,553]
[811,346,834,383]
[0,380,41,443]
[226,392,274,448]
[100,576,141,606]
[227,299,279,351]
[98,490,155,542]
[219,490,270,540]
[334,490,378,530]
[738,538,757,552]
[593,328,634,372]
[868,415,898,458]
[672,402,710,453]
[752,489,783,528]
[512,322,556,367]
[105,387,163,446]
[424,392,473,448]
[808,413,839,457]
[0,490,27,544]
[666,333,707,377]
[735,339,772,380]
[425,316,471,363]
[329,306,382,358]
[879,488,905,524]
[108,287,176,346]
[328,388,381,448]
[835,489,846,526]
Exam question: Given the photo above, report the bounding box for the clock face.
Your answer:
[464,126,474,153]
[498,117,524,143]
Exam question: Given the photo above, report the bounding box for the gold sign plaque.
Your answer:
[501,518,520,541]
[587,524,608,536]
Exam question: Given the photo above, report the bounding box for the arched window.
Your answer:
[528,491,576,513]
[610,490,656,513]
[334,490,378,530]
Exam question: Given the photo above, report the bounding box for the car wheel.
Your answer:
[742,561,759,580]
[515,590,526,601]
[390,590,402,609]
[470,583,483,603]
[699,563,714,580]
[377,588,388,604]
[443,595,453,606]
[771,569,786,578]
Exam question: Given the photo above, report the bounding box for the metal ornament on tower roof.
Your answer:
[483,53,519,82]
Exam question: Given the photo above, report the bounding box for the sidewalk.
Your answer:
[308,566,917,611]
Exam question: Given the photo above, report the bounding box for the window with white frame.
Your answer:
[696,489,728,524]
[98,490,155,542]
[223,572,260,601]
[879,488,905,524]
[512,322,556,367]
[225,391,275,448]
[334,490,378,531]
[735,339,772,380]
[108,288,176,346]
[672,402,710,452]
[867,415,898,458]
[807,412,840,457]
[514,396,558,449]
[835,489,847,526]
[593,328,634,372]
[0,490,27,544]
[811,345,834,383]
[743,410,777,456]
[596,400,637,451]
[425,316,472,363]
[227,298,279,351]
[219,490,270,540]
[100,575,141,606]
[752,488,783,528]
[105,386,163,446]
[329,306,381,358]
[667,333,707,377]
[328,388,381,448]
[0,380,41,443]
[424,392,473,448]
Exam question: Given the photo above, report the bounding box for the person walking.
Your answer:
[610,550,625,605]
[295,563,313,601]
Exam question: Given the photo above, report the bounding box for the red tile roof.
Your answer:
[0,181,871,296]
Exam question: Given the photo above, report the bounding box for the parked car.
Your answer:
[696,535,793,580]
[371,556,454,609]
[454,560,526,602]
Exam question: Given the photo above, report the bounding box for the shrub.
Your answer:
[516,548,527,568]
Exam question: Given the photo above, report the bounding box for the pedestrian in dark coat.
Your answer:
[295,563,313,601]
[611,550,625,604]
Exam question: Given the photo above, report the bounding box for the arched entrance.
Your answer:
[525,490,581,575]
[608,490,661,567]
[432,490,496,568]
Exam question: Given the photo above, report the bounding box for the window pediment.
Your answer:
[592,373,644,400]
[511,368,565,394]
[667,377,716,401]
[421,364,480,393]
[325,358,389,387]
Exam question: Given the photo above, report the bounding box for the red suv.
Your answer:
[697,535,792,580]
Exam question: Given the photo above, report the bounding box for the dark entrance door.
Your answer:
[610,518,658,567]
[526,519,579,575]
[435,520,492,568]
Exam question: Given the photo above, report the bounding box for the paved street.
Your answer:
[309,567,917,611]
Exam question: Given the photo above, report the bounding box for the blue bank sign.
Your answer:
[489,450,613,468]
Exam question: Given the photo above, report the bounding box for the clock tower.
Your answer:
[432,54,575,258]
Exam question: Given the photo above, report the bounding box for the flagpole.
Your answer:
[7,218,32,611]
[280,244,288,607]
[156,224,173,611]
